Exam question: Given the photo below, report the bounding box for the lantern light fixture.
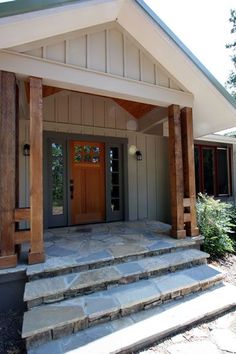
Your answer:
[135,150,142,161]
[23,143,30,156]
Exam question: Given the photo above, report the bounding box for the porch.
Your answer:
[24,220,202,275]
[0,220,202,276]
[0,73,199,269]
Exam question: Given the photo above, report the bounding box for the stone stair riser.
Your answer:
[26,258,207,309]
[25,273,223,350]
[28,243,200,281]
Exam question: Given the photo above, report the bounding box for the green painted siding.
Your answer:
[0,0,84,18]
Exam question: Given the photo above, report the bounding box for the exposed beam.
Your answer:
[18,80,29,121]
[138,107,167,132]
[0,50,194,108]
[168,104,186,239]
[145,124,164,136]
[28,77,45,265]
[14,208,30,222]
[0,71,17,268]
[181,107,199,236]
[15,230,30,245]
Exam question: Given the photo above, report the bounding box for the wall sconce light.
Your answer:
[128,145,137,156]
[136,150,142,161]
[128,145,143,161]
[23,144,30,156]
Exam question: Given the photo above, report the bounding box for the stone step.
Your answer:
[24,249,209,308]
[26,236,204,280]
[22,264,224,349]
[28,282,236,354]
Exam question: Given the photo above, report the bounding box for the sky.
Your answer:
[144,0,235,87]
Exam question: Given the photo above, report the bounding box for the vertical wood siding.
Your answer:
[19,91,170,224]
[16,26,184,93]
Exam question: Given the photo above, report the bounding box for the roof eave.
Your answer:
[135,0,236,110]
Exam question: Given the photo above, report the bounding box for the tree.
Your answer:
[226,9,236,98]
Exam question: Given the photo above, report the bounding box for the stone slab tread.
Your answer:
[24,249,209,307]
[26,236,204,280]
[22,264,224,346]
[28,282,236,354]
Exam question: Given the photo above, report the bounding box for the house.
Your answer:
[0,1,236,352]
[0,0,235,268]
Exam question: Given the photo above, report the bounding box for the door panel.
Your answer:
[70,141,105,224]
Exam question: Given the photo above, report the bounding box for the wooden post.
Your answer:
[181,107,199,236]
[168,105,186,239]
[28,77,45,264]
[0,71,17,268]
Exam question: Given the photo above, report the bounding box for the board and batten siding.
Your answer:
[18,90,170,225]
[13,25,184,93]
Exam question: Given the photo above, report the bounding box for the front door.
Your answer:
[44,133,127,228]
[70,141,105,224]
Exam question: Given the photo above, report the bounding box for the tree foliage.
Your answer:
[226,9,236,97]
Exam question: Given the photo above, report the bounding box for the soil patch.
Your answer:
[210,253,236,286]
[0,309,26,354]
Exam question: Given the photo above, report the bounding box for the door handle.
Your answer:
[70,179,74,199]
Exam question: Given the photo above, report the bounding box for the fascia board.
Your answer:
[0,0,123,49]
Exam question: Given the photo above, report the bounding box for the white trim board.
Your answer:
[0,50,193,108]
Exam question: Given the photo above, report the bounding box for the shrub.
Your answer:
[196,194,235,258]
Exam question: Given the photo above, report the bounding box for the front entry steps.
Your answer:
[24,249,208,309]
[21,242,234,354]
[27,283,236,354]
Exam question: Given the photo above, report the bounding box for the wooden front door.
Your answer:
[70,141,105,224]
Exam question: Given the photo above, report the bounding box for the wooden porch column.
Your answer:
[181,107,199,236]
[28,77,45,264]
[0,71,17,268]
[168,105,186,239]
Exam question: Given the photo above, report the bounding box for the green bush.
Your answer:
[196,194,235,258]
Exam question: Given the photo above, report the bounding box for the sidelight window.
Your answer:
[52,143,64,215]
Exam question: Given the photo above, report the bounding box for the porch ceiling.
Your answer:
[113,98,157,119]
[24,83,158,119]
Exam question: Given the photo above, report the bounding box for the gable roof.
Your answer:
[1,0,234,110]
[0,0,235,137]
